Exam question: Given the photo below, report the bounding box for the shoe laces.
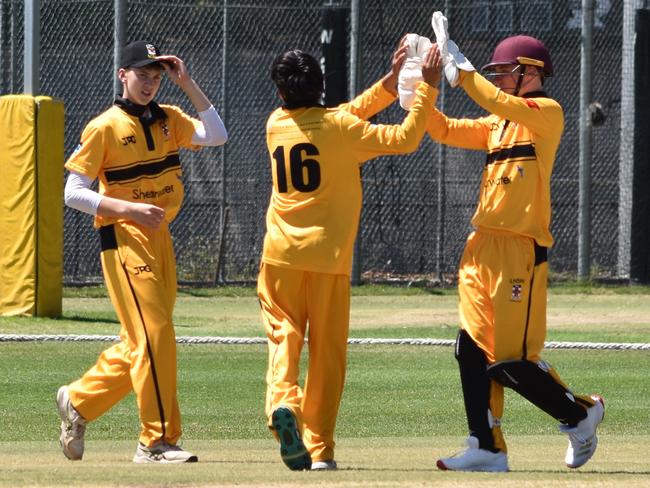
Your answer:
[448,437,480,458]
[560,395,603,442]
[138,442,165,459]
[163,443,184,452]
[146,441,185,454]
[560,422,594,447]
[566,430,586,445]
[69,422,85,436]
[65,408,86,436]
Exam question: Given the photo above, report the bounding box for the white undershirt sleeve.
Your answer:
[191,105,228,146]
[64,171,103,215]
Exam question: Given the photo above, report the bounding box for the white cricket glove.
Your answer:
[431,11,475,87]
[397,33,432,110]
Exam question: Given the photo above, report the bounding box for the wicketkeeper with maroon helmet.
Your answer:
[398,13,605,472]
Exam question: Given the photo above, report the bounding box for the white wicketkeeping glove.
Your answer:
[431,11,475,87]
[397,33,432,110]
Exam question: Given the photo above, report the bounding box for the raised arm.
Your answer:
[460,71,563,137]
[431,11,563,137]
[344,46,441,159]
[426,108,492,151]
[157,54,228,146]
[338,37,408,120]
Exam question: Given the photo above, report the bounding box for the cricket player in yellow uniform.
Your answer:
[418,20,604,472]
[56,40,227,463]
[259,44,441,471]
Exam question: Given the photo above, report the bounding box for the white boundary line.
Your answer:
[0,334,649,350]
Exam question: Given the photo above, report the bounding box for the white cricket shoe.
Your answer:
[436,436,508,472]
[311,460,337,471]
[56,386,86,460]
[560,394,605,469]
[133,441,198,464]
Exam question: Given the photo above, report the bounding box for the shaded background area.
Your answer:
[0,0,625,285]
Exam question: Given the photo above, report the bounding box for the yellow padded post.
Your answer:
[0,95,63,317]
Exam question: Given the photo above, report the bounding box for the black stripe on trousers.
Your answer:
[521,242,548,359]
[99,224,167,441]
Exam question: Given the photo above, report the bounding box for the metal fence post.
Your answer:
[0,1,5,93]
[435,86,447,283]
[114,0,126,99]
[578,0,594,281]
[629,6,650,282]
[435,0,449,282]
[10,0,18,92]
[618,0,645,278]
[214,0,229,284]
[349,0,362,285]
[24,0,39,95]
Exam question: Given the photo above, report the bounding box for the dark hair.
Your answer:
[271,49,324,107]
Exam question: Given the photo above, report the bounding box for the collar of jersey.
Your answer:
[522,90,547,99]
[282,102,326,110]
[114,97,168,122]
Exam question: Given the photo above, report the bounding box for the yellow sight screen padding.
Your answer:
[0,95,63,317]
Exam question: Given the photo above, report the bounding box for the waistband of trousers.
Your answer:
[98,224,117,251]
[474,227,547,265]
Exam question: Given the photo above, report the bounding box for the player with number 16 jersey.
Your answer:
[258,45,441,470]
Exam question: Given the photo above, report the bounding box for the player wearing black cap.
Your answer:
[56,40,227,464]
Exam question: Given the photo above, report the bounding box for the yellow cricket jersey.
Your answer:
[262,80,436,275]
[427,71,564,247]
[65,100,200,227]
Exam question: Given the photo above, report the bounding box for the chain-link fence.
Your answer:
[0,0,632,285]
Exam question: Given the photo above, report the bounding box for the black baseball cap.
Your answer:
[120,40,162,69]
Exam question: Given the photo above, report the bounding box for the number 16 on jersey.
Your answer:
[272,143,321,193]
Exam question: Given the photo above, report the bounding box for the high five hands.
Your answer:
[421,44,443,88]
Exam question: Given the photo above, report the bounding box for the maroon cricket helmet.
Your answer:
[481,35,554,77]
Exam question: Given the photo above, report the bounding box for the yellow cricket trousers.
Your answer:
[258,262,350,462]
[458,228,593,451]
[67,222,181,447]
[459,228,547,364]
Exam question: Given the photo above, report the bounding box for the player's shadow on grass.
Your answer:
[61,314,120,325]
[341,467,437,473]
[509,469,650,476]
[306,467,650,475]
[210,460,278,465]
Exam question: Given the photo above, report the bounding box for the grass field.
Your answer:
[1,285,649,487]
